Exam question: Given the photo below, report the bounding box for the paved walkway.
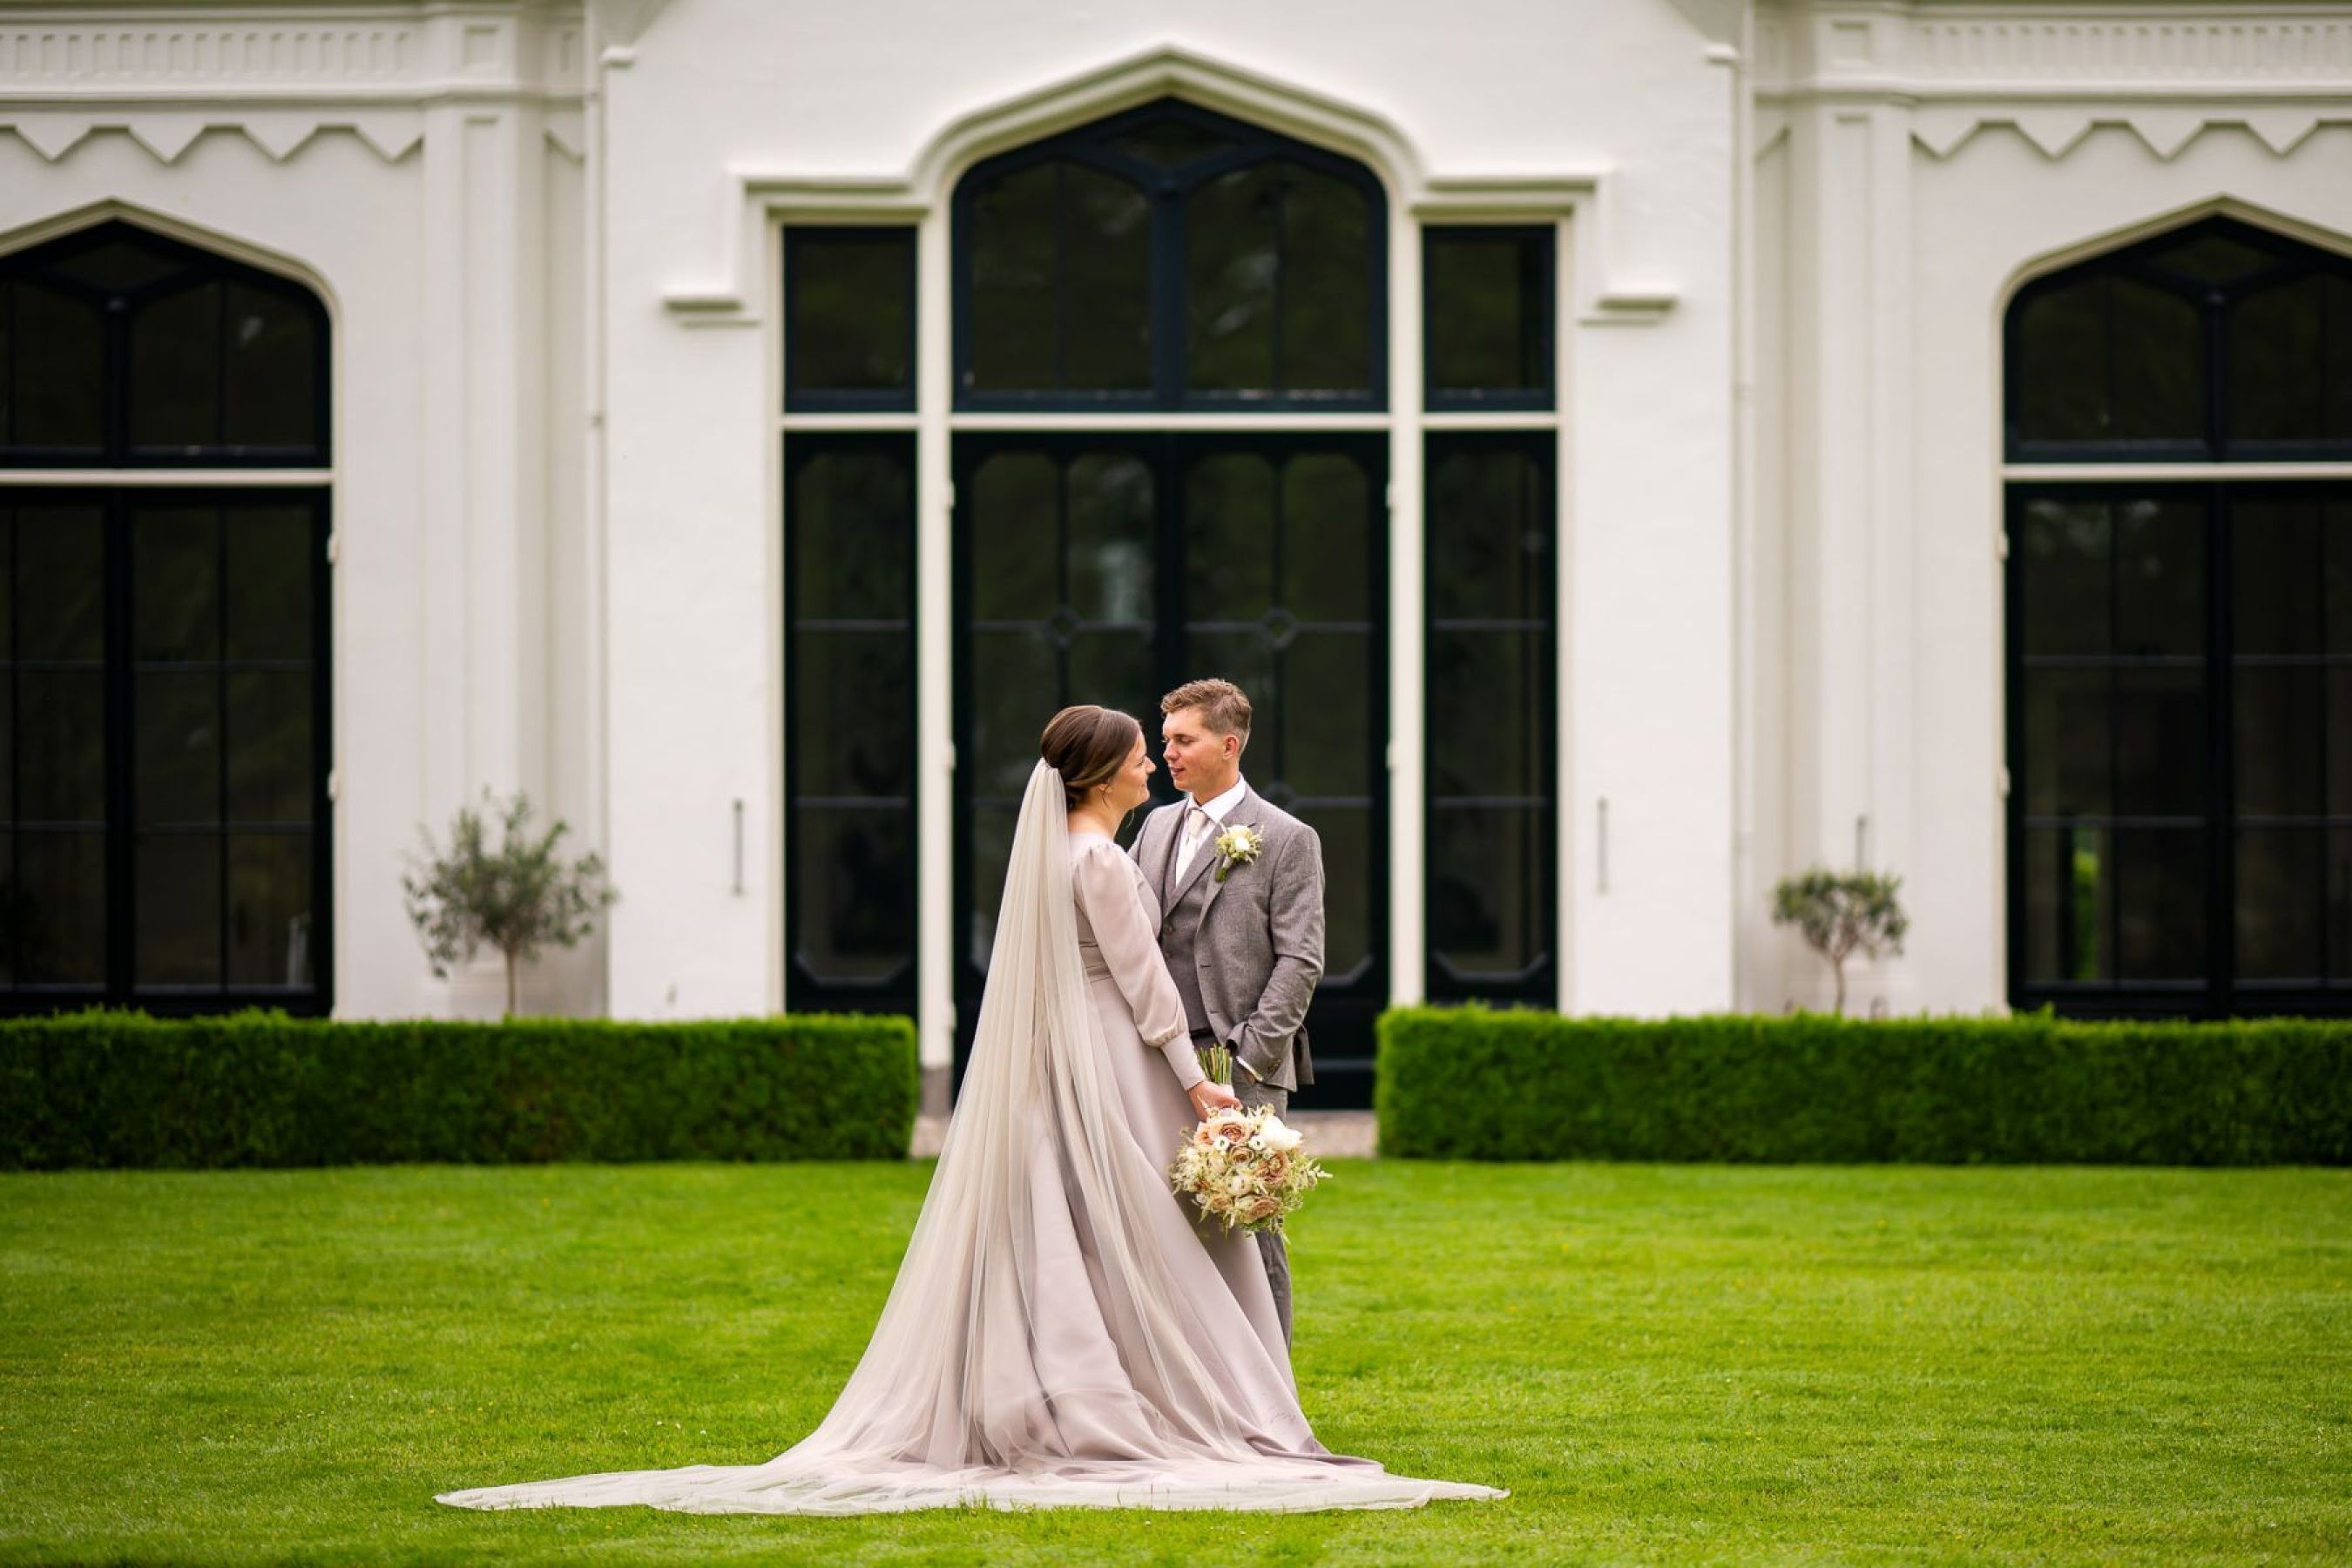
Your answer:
[909,1109,1376,1159]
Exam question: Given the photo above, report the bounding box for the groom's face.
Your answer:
[1162,708,1239,801]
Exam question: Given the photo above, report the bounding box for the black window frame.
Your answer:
[0,219,331,470]
[782,226,918,414]
[0,483,334,1015]
[949,429,1392,1101]
[2004,214,2352,465]
[1422,225,1556,413]
[950,98,1389,414]
[782,433,920,1017]
[1423,430,1558,1006]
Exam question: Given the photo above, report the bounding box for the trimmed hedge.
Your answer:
[1376,1007,2352,1165]
[0,1010,918,1170]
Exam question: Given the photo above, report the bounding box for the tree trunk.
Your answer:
[504,948,518,1017]
[1831,956,1847,1016]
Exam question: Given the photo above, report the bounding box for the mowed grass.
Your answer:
[0,1160,2347,1566]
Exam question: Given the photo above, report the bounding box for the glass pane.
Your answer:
[792,630,911,798]
[1283,632,1373,800]
[1429,807,1546,979]
[17,505,103,661]
[2332,829,2352,980]
[133,505,220,661]
[2236,827,2322,981]
[0,839,10,986]
[1431,446,1547,621]
[2015,279,2107,443]
[49,235,186,294]
[969,450,1058,620]
[136,669,221,827]
[1105,118,1235,170]
[2150,229,2274,286]
[1184,452,1275,618]
[0,676,10,823]
[2331,666,2352,819]
[788,231,911,395]
[2110,277,2202,442]
[1301,803,1369,979]
[226,833,312,987]
[2331,275,2352,443]
[2113,666,2205,816]
[2113,498,2203,657]
[970,628,1055,797]
[2234,665,2323,816]
[1280,164,1373,394]
[2019,500,2110,656]
[2113,828,2205,980]
[1065,452,1154,622]
[135,832,220,987]
[129,281,223,450]
[1282,453,1371,625]
[1427,231,1547,397]
[16,830,105,984]
[967,163,1059,393]
[2232,497,2322,656]
[0,509,10,662]
[226,670,312,823]
[222,282,318,449]
[226,506,314,661]
[19,672,103,821]
[791,447,910,621]
[1062,166,1151,392]
[2024,825,2108,983]
[2023,667,2110,818]
[792,808,909,985]
[964,805,1017,970]
[1180,630,1275,726]
[1429,629,1543,799]
[1186,164,1280,394]
[2232,274,2324,443]
[1064,629,1155,727]
[11,281,105,449]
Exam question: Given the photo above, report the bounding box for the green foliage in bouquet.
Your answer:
[403,789,617,1015]
[0,1011,918,1170]
[1376,1006,2352,1166]
[1770,866,1909,1014]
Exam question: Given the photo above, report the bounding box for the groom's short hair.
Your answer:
[1161,679,1252,748]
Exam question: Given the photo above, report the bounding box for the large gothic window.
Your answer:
[2007,217,2352,1015]
[0,221,330,1011]
[950,101,1391,1098]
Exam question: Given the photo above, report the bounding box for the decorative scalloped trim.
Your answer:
[1912,107,2349,161]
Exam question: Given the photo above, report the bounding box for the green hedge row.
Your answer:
[1376,1008,2352,1165]
[0,1011,919,1170]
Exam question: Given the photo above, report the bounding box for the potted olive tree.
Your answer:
[403,790,618,1016]
[1770,867,1909,1016]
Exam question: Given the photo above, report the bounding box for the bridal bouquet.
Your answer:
[1168,1102,1329,1234]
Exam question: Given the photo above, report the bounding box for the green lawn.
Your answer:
[1,1160,2347,1566]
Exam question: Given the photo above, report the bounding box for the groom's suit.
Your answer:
[1133,781,1325,1343]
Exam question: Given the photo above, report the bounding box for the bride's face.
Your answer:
[1109,733,1155,814]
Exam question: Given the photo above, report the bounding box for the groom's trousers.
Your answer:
[1203,1036,1293,1348]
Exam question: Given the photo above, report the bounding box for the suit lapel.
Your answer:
[1166,798,1223,910]
[1188,786,1260,926]
[1154,804,1185,910]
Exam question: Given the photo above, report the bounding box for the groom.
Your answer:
[1133,678,1324,1347]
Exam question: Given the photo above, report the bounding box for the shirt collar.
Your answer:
[1192,776,1248,824]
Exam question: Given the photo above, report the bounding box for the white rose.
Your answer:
[1257,1121,1303,1154]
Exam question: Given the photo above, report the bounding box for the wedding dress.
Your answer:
[436,762,1504,1515]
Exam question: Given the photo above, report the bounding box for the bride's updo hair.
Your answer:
[1040,705,1142,809]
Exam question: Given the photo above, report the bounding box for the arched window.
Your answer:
[0,220,330,1011]
[951,99,1386,410]
[2006,216,2352,1016]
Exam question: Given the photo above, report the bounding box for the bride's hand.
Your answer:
[1188,1079,1240,1119]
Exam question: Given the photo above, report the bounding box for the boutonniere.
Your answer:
[1212,824,1265,883]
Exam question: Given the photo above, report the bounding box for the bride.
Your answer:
[437,706,1505,1514]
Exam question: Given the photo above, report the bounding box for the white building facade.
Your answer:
[2,1,2347,1101]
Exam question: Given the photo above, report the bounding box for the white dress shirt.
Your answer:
[1173,776,1248,885]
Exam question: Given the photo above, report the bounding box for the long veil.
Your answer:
[437,761,1505,1513]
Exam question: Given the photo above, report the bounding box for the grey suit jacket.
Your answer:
[1130,785,1325,1092]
